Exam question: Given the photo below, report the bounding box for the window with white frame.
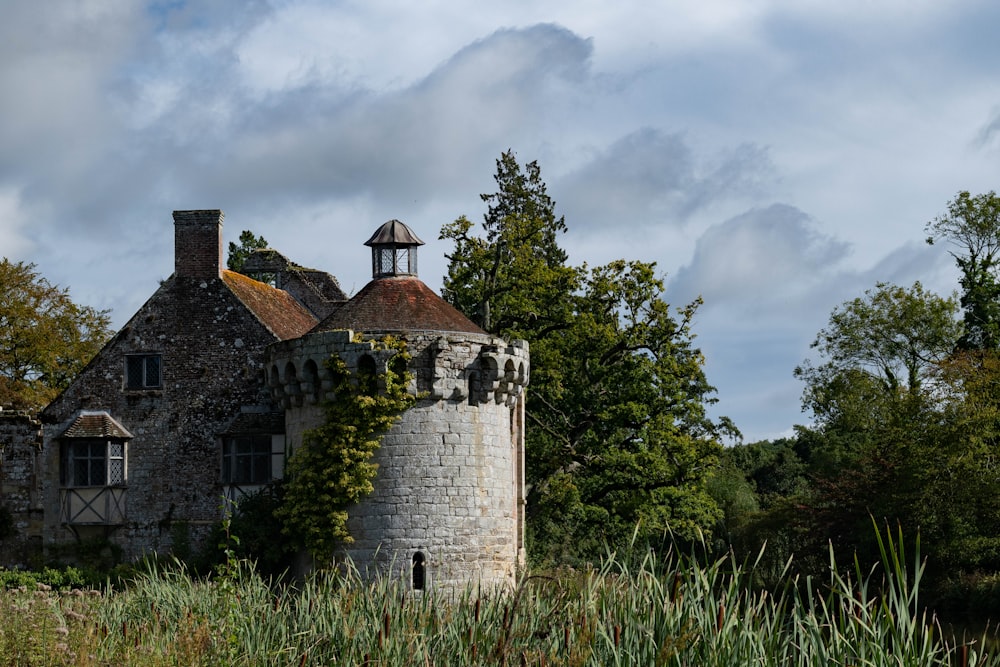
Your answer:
[125,354,161,389]
[60,439,127,487]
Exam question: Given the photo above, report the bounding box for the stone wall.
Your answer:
[352,396,518,589]
[0,410,43,566]
[268,329,529,590]
[39,275,281,560]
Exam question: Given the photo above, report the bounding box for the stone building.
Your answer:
[268,220,529,589]
[0,210,528,590]
[35,210,322,559]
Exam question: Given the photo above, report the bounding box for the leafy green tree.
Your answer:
[527,260,728,560]
[723,438,810,509]
[712,436,820,583]
[226,230,269,274]
[798,281,961,396]
[0,259,112,410]
[705,456,759,553]
[927,351,1000,570]
[441,151,730,564]
[920,190,1000,572]
[794,282,961,465]
[788,281,1000,576]
[276,343,414,562]
[926,190,1000,350]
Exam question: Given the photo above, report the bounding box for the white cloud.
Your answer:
[0,2,142,180]
[171,24,594,210]
[666,205,848,310]
[559,129,775,233]
[2,1,998,441]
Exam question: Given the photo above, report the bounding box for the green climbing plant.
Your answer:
[276,339,415,563]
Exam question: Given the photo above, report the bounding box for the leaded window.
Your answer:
[222,435,272,485]
[126,354,161,389]
[374,246,416,276]
[60,440,127,487]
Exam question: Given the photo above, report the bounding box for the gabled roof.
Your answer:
[312,276,486,335]
[59,411,133,439]
[222,270,318,340]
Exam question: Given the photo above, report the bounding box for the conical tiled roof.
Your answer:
[312,276,486,335]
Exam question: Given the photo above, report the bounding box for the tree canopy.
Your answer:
[732,276,1000,581]
[441,151,730,563]
[795,281,961,428]
[0,259,112,411]
[926,190,1000,350]
[227,230,269,274]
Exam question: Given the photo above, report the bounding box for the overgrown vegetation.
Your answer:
[276,340,415,561]
[1,525,995,666]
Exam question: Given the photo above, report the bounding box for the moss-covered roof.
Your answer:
[222,270,318,340]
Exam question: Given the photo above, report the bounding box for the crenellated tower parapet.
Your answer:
[266,330,399,409]
[265,330,530,409]
[475,339,530,407]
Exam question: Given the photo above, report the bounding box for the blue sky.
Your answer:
[3,0,999,441]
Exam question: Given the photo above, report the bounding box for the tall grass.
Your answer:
[1,525,995,666]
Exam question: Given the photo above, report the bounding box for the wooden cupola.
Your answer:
[364,219,425,278]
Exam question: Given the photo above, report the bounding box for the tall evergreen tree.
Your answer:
[441,151,730,563]
[441,151,579,336]
[227,230,269,274]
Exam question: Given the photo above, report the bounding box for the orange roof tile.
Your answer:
[313,276,486,335]
[222,270,318,340]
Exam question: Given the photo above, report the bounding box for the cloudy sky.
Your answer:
[3,0,999,441]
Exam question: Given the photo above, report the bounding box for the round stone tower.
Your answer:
[265,220,529,590]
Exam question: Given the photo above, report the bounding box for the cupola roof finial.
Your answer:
[364,219,425,278]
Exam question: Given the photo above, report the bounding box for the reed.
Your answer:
[1,525,994,666]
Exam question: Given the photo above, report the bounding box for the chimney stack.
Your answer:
[173,210,224,279]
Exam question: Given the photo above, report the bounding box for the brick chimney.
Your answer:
[173,210,223,279]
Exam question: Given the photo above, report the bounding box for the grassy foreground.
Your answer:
[1,529,995,666]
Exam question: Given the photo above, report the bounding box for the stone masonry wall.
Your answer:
[40,275,280,560]
[268,329,529,590]
[0,410,43,566]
